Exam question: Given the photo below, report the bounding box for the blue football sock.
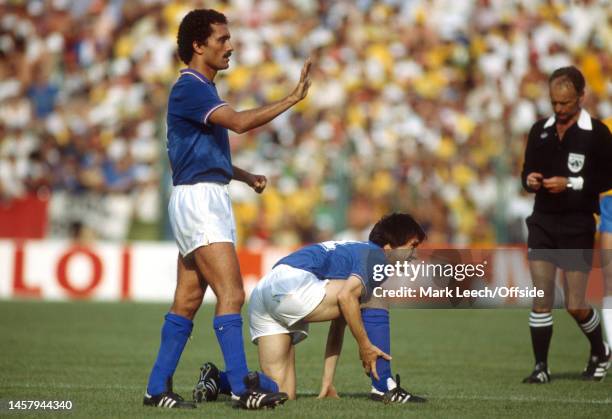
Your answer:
[213,314,249,395]
[146,313,193,396]
[257,371,280,392]
[218,371,231,395]
[362,308,392,392]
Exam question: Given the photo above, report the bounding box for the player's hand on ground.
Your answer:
[247,174,267,193]
[289,58,312,103]
[542,176,568,193]
[526,172,543,191]
[317,382,340,399]
[359,344,392,381]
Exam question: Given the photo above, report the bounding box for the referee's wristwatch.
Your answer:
[566,176,583,190]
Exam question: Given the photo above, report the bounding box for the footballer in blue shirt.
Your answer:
[144,9,311,410]
[196,213,428,404]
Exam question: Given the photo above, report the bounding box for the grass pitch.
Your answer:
[1,301,611,418]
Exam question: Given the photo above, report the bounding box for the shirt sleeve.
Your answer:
[521,123,539,192]
[351,247,388,301]
[172,80,227,126]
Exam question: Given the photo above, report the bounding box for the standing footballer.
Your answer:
[143,9,311,409]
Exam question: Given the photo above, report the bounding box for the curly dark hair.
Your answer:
[368,213,426,248]
[549,66,585,95]
[177,9,227,65]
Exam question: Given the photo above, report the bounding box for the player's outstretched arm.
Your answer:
[318,316,346,399]
[208,59,312,134]
[232,165,267,193]
[337,276,391,381]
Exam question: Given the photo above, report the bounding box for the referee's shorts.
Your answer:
[526,211,595,272]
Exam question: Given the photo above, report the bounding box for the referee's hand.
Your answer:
[542,176,568,193]
[526,172,543,191]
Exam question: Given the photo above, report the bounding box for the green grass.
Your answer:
[0,302,611,418]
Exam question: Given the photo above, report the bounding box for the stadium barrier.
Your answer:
[0,194,48,239]
[0,240,604,305]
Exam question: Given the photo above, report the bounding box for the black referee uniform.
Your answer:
[521,109,612,272]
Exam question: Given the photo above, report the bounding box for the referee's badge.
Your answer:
[567,153,585,173]
[540,132,548,138]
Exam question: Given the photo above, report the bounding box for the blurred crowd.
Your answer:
[0,0,610,246]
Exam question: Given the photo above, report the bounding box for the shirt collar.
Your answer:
[179,68,214,85]
[543,109,593,131]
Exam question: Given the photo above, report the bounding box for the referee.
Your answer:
[521,66,612,383]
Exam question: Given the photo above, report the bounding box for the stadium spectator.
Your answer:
[0,1,610,246]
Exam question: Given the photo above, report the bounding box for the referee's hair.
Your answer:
[549,66,585,95]
[177,9,227,65]
[368,213,426,248]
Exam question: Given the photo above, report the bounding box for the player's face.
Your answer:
[384,238,421,263]
[202,23,233,70]
[549,80,581,124]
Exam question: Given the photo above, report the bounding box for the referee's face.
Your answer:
[549,80,581,124]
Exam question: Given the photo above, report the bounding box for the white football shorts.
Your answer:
[249,264,328,345]
[168,182,237,256]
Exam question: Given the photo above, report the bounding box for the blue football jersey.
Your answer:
[166,69,233,186]
[275,240,389,300]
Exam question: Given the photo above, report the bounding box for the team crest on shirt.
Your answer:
[567,153,585,173]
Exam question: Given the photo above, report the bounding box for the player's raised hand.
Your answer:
[359,343,392,381]
[289,58,312,103]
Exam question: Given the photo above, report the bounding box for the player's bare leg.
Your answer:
[144,253,205,407]
[523,260,556,383]
[192,242,245,315]
[192,242,286,404]
[170,254,208,320]
[303,281,345,322]
[257,334,296,399]
[564,269,610,380]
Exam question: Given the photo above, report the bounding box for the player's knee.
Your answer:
[171,292,203,319]
[217,288,245,311]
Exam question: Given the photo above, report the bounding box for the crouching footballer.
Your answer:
[193,213,427,404]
